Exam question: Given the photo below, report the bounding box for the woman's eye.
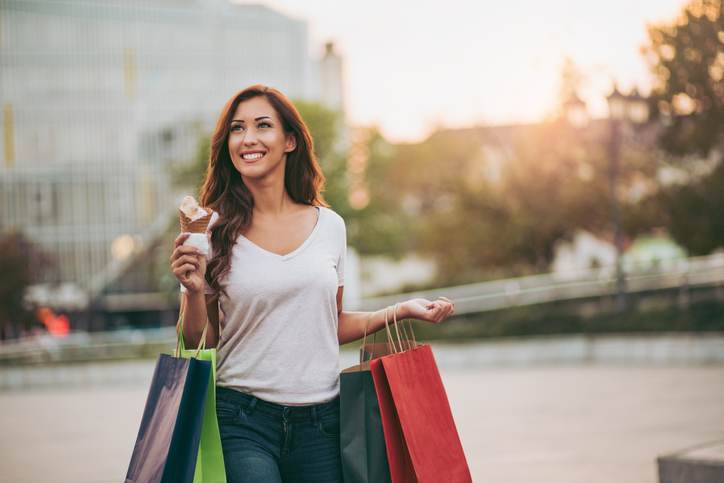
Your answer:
[231,125,243,131]
[259,122,271,128]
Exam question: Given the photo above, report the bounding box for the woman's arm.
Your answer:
[337,305,399,346]
[180,291,220,349]
[336,286,455,345]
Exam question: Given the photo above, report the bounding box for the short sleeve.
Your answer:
[180,210,219,296]
[337,217,346,287]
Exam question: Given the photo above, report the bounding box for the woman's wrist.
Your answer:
[391,301,410,320]
[184,286,205,298]
[364,303,409,339]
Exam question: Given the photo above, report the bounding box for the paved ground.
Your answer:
[1,365,723,483]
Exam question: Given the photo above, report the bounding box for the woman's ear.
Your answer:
[284,133,297,153]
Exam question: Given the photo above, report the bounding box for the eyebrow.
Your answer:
[230,116,272,123]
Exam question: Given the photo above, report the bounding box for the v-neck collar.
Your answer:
[238,206,322,261]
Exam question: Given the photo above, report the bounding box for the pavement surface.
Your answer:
[1,365,723,483]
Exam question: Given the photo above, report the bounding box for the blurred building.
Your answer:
[0,0,344,308]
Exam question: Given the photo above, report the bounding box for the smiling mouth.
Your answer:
[241,152,266,161]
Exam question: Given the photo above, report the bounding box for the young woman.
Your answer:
[169,84,455,483]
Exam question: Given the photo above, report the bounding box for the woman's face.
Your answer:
[227,96,296,179]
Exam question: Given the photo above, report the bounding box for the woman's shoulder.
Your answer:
[318,205,346,229]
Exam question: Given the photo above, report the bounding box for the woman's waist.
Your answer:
[215,385,339,421]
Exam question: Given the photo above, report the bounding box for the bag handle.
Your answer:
[357,302,419,365]
[358,305,394,365]
[175,295,209,359]
[390,303,405,351]
[388,303,418,351]
[399,314,417,349]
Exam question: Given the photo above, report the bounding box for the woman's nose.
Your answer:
[242,130,258,145]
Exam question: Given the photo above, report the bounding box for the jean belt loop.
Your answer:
[310,405,319,425]
[245,395,258,416]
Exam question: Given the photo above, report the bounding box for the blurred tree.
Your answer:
[389,128,510,283]
[345,127,412,259]
[172,134,211,192]
[642,0,722,157]
[502,121,612,270]
[384,116,629,285]
[658,160,724,254]
[385,122,670,285]
[292,100,350,213]
[641,0,724,254]
[0,232,54,339]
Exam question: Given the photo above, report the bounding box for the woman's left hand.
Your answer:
[399,296,455,324]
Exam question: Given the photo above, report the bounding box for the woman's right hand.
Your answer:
[170,233,207,293]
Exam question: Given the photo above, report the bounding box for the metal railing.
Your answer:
[358,253,724,314]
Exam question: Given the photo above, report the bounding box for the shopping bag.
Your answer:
[369,357,416,483]
[379,345,471,482]
[340,320,393,483]
[370,306,472,482]
[177,301,227,483]
[125,353,211,483]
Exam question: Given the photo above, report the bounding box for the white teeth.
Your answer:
[242,152,264,160]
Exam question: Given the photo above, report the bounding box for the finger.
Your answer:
[179,254,200,266]
[174,232,191,246]
[173,264,196,276]
[437,296,454,308]
[437,303,452,321]
[171,245,201,262]
[172,254,200,269]
[436,297,455,314]
[431,304,444,321]
[173,265,197,278]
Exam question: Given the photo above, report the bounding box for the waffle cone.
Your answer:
[179,208,212,233]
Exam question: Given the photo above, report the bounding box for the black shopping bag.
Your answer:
[125,352,212,483]
[340,310,402,483]
[340,362,392,483]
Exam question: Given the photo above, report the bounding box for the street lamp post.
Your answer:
[605,84,649,313]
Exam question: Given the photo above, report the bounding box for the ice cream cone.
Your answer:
[179,207,212,233]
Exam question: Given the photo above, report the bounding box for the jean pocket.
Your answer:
[215,397,240,423]
[317,413,340,438]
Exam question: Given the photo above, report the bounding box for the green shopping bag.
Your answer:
[174,300,227,483]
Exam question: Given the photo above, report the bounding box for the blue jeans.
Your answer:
[215,386,342,483]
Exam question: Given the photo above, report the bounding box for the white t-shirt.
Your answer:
[180,205,346,405]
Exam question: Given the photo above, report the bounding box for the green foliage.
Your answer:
[638,0,724,255]
[344,128,414,259]
[292,100,349,213]
[643,0,723,157]
[380,120,626,285]
[658,160,724,254]
[172,134,210,192]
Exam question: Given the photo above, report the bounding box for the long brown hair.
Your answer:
[199,84,329,299]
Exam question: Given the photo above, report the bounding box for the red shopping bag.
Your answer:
[369,357,416,483]
[371,344,472,483]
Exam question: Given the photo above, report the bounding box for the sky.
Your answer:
[242,0,690,143]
